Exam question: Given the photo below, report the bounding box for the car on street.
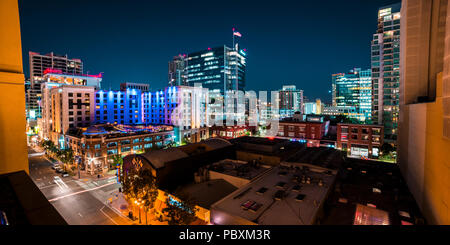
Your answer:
[55,168,63,173]
[61,172,69,177]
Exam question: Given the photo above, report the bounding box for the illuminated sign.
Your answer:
[131,157,143,171]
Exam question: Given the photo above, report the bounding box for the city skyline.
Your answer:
[19,0,399,102]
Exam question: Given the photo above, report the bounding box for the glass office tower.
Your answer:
[332,68,372,122]
[371,3,401,142]
[186,45,246,93]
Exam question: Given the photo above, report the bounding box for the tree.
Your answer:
[121,167,158,224]
[381,143,395,155]
[59,148,74,172]
[112,154,123,171]
[162,193,199,225]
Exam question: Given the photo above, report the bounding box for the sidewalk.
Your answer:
[108,192,168,225]
[74,169,118,182]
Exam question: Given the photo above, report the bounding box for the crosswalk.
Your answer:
[54,177,69,191]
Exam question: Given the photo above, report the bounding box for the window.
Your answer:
[121,147,131,152]
[94,144,101,149]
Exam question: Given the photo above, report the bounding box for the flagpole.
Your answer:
[232,28,235,50]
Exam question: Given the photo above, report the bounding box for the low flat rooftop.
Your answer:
[322,158,426,225]
[285,147,344,170]
[208,159,269,181]
[177,179,238,209]
[211,164,337,225]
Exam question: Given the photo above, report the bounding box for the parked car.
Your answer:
[61,172,69,177]
[55,168,63,173]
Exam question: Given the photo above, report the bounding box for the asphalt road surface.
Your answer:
[28,147,132,225]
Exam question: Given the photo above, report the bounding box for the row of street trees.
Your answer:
[40,139,74,171]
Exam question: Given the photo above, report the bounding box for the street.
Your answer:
[28,147,133,225]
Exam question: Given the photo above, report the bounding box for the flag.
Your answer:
[233,31,242,37]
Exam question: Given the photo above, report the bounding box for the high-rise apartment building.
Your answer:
[168,54,188,86]
[29,51,83,82]
[371,3,401,141]
[279,85,304,118]
[27,52,84,119]
[332,68,372,122]
[186,45,246,93]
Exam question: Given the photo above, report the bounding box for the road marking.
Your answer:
[100,206,118,225]
[48,182,115,202]
[78,212,83,217]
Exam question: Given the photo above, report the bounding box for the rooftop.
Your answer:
[321,158,425,225]
[177,179,238,209]
[208,159,269,181]
[211,163,337,225]
[285,147,345,170]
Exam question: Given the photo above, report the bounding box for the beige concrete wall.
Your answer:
[0,0,29,174]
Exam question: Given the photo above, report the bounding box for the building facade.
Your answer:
[186,45,246,93]
[277,116,329,147]
[120,82,149,92]
[29,51,83,83]
[398,0,450,224]
[336,123,383,159]
[371,3,401,141]
[64,125,174,175]
[332,68,372,122]
[168,54,188,86]
[279,85,304,118]
[49,85,96,146]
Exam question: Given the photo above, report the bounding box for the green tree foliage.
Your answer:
[112,154,123,169]
[162,193,199,225]
[122,168,158,212]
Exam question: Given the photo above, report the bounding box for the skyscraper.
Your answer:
[371,3,401,142]
[186,45,246,93]
[168,54,188,86]
[332,68,372,122]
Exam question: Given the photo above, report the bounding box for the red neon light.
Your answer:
[43,68,63,75]
[43,67,102,78]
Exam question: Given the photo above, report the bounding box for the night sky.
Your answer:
[19,0,399,103]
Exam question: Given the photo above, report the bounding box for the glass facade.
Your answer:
[186,45,246,93]
[332,68,372,122]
